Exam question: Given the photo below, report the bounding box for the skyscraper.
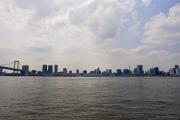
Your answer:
[174,65,180,76]
[76,69,79,74]
[95,67,101,74]
[0,68,3,73]
[63,68,67,74]
[137,65,144,76]
[54,65,58,75]
[123,69,131,76]
[83,70,87,74]
[48,65,53,75]
[42,65,48,75]
[22,65,29,72]
[175,65,179,69]
[153,67,159,76]
[22,65,29,76]
[169,68,176,76]
[116,69,122,76]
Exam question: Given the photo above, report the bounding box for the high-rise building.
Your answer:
[54,65,58,75]
[175,65,180,76]
[148,67,160,76]
[31,70,37,76]
[42,65,48,75]
[153,67,159,76]
[175,65,179,69]
[22,65,29,76]
[22,65,29,72]
[69,71,72,74]
[133,68,138,75]
[123,69,131,76]
[95,67,101,74]
[0,68,3,73]
[169,65,180,76]
[136,65,144,76]
[102,69,112,76]
[116,69,122,76]
[169,68,176,76]
[48,65,53,75]
[63,68,67,74]
[76,69,79,74]
[83,70,87,74]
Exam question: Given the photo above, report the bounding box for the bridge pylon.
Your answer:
[13,61,20,74]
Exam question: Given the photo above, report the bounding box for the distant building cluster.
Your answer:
[1,64,180,77]
[169,65,180,76]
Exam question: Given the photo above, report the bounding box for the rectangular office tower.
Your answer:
[22,65,29,76]
[0,68,3,76]
[175,65,180,76]
[22,65,29,72]
[42,65,48,75]
[134,65,144,76]
[48,65,53,75]
[63,68,68,74]
[54,65,58,75]
[137,65,144,74]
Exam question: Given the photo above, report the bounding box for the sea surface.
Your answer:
[0,77,180,120]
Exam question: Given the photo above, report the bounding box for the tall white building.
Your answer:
[175,65,180,76]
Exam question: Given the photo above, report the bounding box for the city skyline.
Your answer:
[1,61,180,77]
[0,1,180,119]
[0,0,180,71]
[1,60,180,72]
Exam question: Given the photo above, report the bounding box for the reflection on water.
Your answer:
[0,77,180,120]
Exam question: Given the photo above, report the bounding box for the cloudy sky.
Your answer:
[0,0,180,71]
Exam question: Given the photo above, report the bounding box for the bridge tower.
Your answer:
[13,61,20,74]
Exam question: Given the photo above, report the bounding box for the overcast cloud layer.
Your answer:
[0,0,179,71]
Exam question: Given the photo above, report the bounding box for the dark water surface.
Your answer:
[0,77,180,120]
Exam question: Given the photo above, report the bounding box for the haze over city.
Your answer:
[0,0,180,71]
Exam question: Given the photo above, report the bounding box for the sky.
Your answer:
[0,0,180,71]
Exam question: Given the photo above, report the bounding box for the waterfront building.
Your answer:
[116,69,122,76]
[175,65,180,76]
[169,68,175,76]
[95,67,101,74]
[102,69,112,76]
[37,71,42,76]
[153,67,160,76]
[148,67,160,76]
[133,68,138,75]
[0,68,2,72]
[89,71,95,74]
[22,65,29,76]
[134,65,144,76]
[31,70,37,76]
[42,65,48,75]
[54,65,58,75]
[22,65,29,72]
[137,65,144,75]
[83,70,87,75]
[89,68,101,75]
[48,65,53,75]
[63,68,68,75]
[76,69,79,74]
[148,68,153,76]
[69,71,72,74]
[123,69,131,76]
[169,65,180,76]
[175,65,179,69]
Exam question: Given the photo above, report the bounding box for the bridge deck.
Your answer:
[0,66,22,71]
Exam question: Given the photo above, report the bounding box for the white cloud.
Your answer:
[0,0,179,71]
[143,4,180,44]
[0,0,34,32]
